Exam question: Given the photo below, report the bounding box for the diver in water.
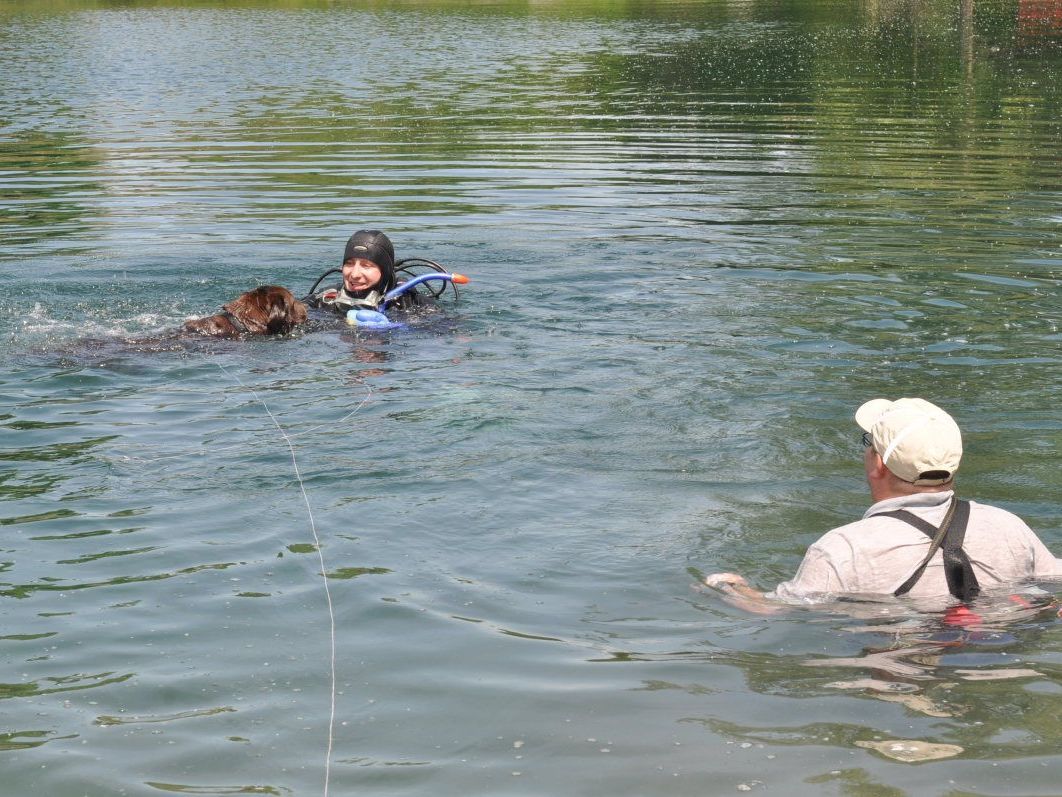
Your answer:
[304,229,467,330]
[306,229,453,316]
[306,230,405,314]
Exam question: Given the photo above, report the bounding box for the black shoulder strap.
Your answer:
[883,498,955,598]
[940,500,979,601]
[881,509,938,537]
[881,498,979,601]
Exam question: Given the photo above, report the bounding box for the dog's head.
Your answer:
[223,285,308,336]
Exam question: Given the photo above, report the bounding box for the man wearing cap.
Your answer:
[703,398,1062,612]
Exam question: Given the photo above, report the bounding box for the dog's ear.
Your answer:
[222,286,305,335]
[264,287,305,335]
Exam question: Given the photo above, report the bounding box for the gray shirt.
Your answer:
[771,491,1062,603]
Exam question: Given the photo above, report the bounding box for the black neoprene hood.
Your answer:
[343,230,396,292]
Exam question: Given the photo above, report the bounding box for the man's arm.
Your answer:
[701,572,786,615]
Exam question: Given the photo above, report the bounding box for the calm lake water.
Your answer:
[2,0,1061,794]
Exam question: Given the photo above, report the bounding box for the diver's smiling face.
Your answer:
[342,257,383,294]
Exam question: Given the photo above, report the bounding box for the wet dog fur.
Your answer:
[182,285,308,338]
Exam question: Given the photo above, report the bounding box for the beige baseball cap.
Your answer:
[855,397,962,485]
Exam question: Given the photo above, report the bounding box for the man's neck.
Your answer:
[869,480,953,503]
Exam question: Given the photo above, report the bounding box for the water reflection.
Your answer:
[0,129,102,249]
[2,0,1060,274]
[694,589,1061,761]
[1017,0,1062,40]
[0,1,1060,794]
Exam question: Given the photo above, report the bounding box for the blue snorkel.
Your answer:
[346,272,470,330]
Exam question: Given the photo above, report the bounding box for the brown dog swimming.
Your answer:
[183,285,308,337]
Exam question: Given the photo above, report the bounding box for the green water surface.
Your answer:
[1,1,1060,795]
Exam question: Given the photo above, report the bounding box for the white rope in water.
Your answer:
[216,363,348,797]
[119,391,373,463]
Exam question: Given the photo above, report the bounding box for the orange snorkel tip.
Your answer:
[451,273,470,284]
